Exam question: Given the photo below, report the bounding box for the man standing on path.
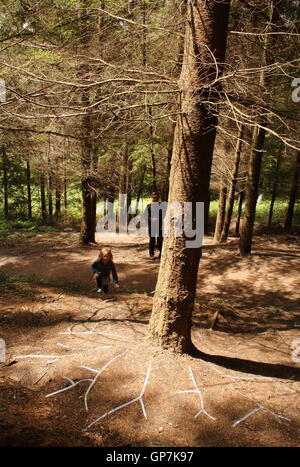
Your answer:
[145,192,165,260]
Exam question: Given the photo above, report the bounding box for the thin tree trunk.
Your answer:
[239,126,266,255]
[80,139,97,244]
[48,174,53,217]
[2,146,8,218]
[80,135,96,244]
[135,165,147,212]
[239,0,280,256]
[220,125,244,242]
[214,181,227,243]
[120,142,129,205]
[81,180,95,243]
[149,107,157,192]
[79,1,96,245]
[55,188,61,216]
[148,0,231,354]
[235,191,244,237]
[268,141,283,228]
[64,177,67,210]
[284,151,300,231]
[26,160,32,219]
[119,143,130,226]
[40,174,47,221]
[141,0,146,67]
[91,148,98,236]
[47,134,53,219]
[164,144,172,200]
[127,157,133,215]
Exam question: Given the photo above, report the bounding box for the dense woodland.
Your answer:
[0,1,299,352]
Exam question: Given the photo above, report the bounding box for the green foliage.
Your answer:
[0,218,62,241]
[209,200,219,219]
[11,273,39,283]
[255,199,300,226]
[0,269,10,284]
[0,270,39,297]
[209,197,299,228]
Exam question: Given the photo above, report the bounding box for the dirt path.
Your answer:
[0,232,299,447]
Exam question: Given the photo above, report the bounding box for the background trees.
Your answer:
[1,0,298,237]
[0,1,299,356]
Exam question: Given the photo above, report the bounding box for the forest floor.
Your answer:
[0,230,299,447]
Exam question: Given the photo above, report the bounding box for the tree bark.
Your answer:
[80,138,97,244]
[127,156,133,214]
[79,2,97,245]
[235,191,244,237]
[2,146,8,218]
[48,174,53,218]
[214,181,227,243]
[64,177,67,210]
[220,125,244,242]
[26,161,32,219]
[284,151,300,231]
[239,0,280,256]
[148,0,231,354]
[40,174,47,221]
[239,126,266,255]
[55,187,61,216]
[149,107,157,192]
[164,144,172,200]
[26,160,32,219]
[135,164,147,212]
[268,141,283,228]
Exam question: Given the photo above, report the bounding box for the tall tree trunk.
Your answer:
[80,120,97,244]
[119,143,130,227]
[268,141,283,228]
[47,135,53,219]
[26,160,32,219]
[64,177,67,210]
[220,125,244,242]
[149,107,157,192]
[81,161,96,244]
[141,0,147,67]
[48,174,53,218]
[239,0,280,256]
[80,137,97,244]
[90,147,98,237]
[120,143,129,195]
[127,156,133,214]
[235,191,244,237]
[148,0,231,354]
[2,146,8,218]
[79,2,96,245]
[214,181,227,243]
[40,174,47,221]
[55,187,61,216]
[284,151,300,231]
[135,164,147,212]
[239,126,266,255]
[163,144,172,201]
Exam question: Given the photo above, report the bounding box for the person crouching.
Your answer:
[91,247,119,294]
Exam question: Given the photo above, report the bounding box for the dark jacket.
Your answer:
[145,202,164,236]
[91,259,119,284]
